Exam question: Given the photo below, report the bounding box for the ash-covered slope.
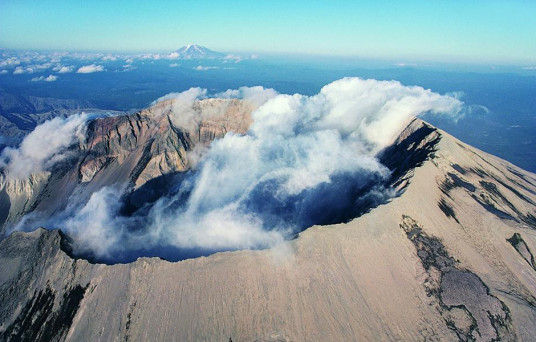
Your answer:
[0,98,255,236]
[1,119,536,341]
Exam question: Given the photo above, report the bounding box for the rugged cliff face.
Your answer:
[1,118,535,341]
[0,98,255,235]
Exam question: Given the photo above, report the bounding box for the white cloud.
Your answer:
[121,64,136,71]
[152,87,207,105]
[152,87,208,130]
[34,62,52,70]
[522,66,536,70]
[101,55,118,61]
[169,63,179,67]
[13,67,25,74]
[44,74,58,82]
[62,187,125,257]
[30,74,58,82]
[146,78,461,250]
[217,86,278,106]
[0,57,21,67]
[0,114,88,180]
[70,52,100,61]
[55,65,74,73]
[4,77,463,261]
[13,63,53,75]
[302,77,463,150]
[223,54,243,63]
[395,62,417,67]
[77,64,105,73]
[139,54,162,60]
[0,70,8,74]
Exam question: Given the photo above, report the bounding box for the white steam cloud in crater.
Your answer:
[8,78,464,261]
[216,86,279,106]
[0,114,88,180]
[151,86,278,131]
[51,78,463,260]
[0,111,123,181]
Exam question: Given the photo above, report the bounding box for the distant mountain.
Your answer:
[174,44,225,59]
[0,92,103,146]
[0,92,94,116]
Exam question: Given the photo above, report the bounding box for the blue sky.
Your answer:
[0,0,535,64]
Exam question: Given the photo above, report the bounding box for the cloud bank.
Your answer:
[11,78,463,262]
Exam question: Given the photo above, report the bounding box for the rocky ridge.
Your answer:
[0,98,255,235]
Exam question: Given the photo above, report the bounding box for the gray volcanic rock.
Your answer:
[1,119,536,341]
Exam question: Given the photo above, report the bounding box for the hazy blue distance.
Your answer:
[1,0,535,65]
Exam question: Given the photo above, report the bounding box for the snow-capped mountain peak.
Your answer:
[175,44,225,59]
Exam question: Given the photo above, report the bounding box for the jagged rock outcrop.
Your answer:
[0,98,255,234]
[1,119,535,341]
[0,172,50,232]
[79,98,253,187]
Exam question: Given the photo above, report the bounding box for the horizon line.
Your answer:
[1,46,535,68]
